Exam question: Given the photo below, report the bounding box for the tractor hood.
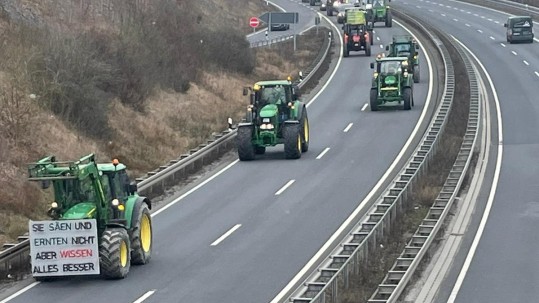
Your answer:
[62,202,96,219]
[259,104,278,118]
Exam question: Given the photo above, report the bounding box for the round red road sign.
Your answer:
[249,17,260,28]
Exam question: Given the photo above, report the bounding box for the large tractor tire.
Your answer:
[370,89,379,111]
[327,8,333,16]
[369,31,374,45]
[310,0,316,6]
[300,111,310,152]
[403,87,412,110]
[237,126,255,161]
[130,202,152,265]
[100,228,131,279]
[365,42,371,57]
[255,146,266,154]
[386,12,393,27]
[284,124,302,159]
[413,64,420,83]
[343,44,349,57]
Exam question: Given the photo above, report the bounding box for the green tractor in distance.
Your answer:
[343,9,373,57]
[369,55,414,111]
[237,79,309,160]
[364,0,392,28]
[386,35,421,83]
[27,154,152,280]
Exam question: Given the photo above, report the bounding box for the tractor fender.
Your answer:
[125,196,151,228]
[292,103,306,121]
[284,120,300,125]
[106,220,128,229]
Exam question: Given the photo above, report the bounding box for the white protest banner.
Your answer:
[29,219,100,276]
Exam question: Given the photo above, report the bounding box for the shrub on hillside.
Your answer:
[202,28,256,74]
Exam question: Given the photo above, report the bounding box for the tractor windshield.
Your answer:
[395,44,411,56]
[53,178,95,205]
[348,24,366,34]
[260,86,288,105]
[373,0,384,7]
[380,61,401,75]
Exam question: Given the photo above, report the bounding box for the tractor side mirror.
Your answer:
[299,71,304,81]
[242,87,249,96]
[370,62,375,69]
[293,86,301,100]
[503,23,507,27]
[415,51,419,56]
[128,181,138,195]
[385,45,389,51]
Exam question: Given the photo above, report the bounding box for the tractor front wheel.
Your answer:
[403,88,412,110]
[413,64,420,83]
[365,42,371,57]
[386,12,393,27]
[300,111,310,152]
[343,44,349,57]
[370,89,379,111]
[130,202,152,265]
[237,126,255,161]
[284,124,302,159]
[100,228,131,279]
[255,146,266,154]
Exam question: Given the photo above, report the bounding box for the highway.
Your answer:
[0,1,434,303]
[393,0,539,302]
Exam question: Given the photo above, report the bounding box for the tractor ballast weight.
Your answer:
[369,55,415,111]
[386,35,421,83]
[237,79,310,160]
[27,154,153,280]
[365,0,392,27]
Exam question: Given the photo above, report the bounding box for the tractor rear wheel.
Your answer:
[237,126,255,161]
[343,44,349,57]
[365,42,371,57]
[403,88,412,110]
[327,8,333,16]
[100,228,131,279]
[369,31,374,45]
[300,111,310,152]
[413,64,420,83]
[130,202,152,265]
[310,0,315,5]
[255,146,266,154]
[370,89,379,111]
[284,124,302,159]
[386,12,393,27]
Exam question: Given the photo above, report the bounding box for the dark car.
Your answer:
[271,23,290,31]
[504,16,534,43]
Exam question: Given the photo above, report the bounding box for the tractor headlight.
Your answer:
[403,71,409,77]
[374,72,379,78]
[112,199,120,207]
[51,202,58,209]
[260,124,274,130]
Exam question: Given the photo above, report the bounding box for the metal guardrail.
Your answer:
[250,34,295,48]
[0,17,334,282]
[489,0,539,13]
[367,15,481,303]
[285,14,456,303]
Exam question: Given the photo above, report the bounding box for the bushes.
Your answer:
[202,28,256,74]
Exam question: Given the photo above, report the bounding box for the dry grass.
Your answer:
[0,0,324,247]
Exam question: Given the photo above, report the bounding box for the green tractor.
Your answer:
[365,0,392,28]
[237,79,309,160]
[369,55,414,111]
[386,35,421,83]
[27,154,152,280]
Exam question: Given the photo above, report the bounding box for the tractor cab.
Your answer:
[386,35,420,82]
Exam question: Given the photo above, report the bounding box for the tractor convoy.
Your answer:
[28,154,152,280]
[236,78,309,160]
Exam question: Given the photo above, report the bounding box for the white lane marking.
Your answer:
[511,50,517,56]
[0,283,40,303]
[489,36,495,40]
[361,103,369,111]
[465,23,471,27]
[473,13,479,16]
[441,13,446,17]
[376,36,381,41]
[306,12,344,108]
[500,43,506,47]
[343,123,354,132]
[133,290,157,303]
[494,20,500,24]
[448,36,504,303]
[316,148,330,159]
[488,18,493,21]
[453,18,458,22]
[270,18,435,303]
[380,44,384,48]
[467,11,471,14]
[275,180,295,195]
[429,9,434,12]
[477,29,483,33]
[481,16,485,19]
[523,60,529,66]
[535,71,539,77]
[211,224,242,246]
[153,160,239,216]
